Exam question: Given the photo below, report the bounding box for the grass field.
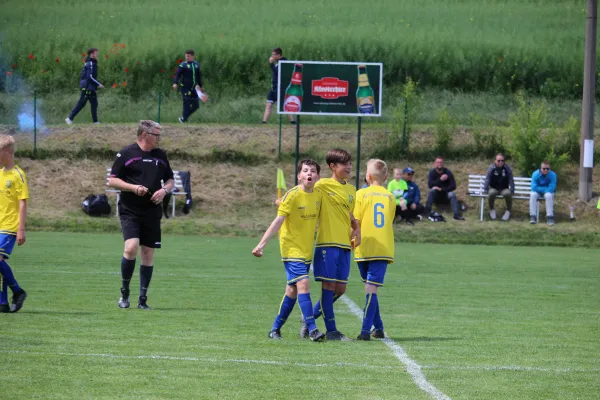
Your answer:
[1,232,598,399]
[0,0,591,97]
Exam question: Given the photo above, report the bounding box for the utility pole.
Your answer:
[579,0,597,201]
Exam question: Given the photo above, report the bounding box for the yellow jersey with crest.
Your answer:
[277,186,321,264]
[0,166,29,234]
[353,185,395,263]
[315,178,356,250]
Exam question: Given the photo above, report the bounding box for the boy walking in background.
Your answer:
[353,159,395,340]
[66,48,104,125]
[302,148,361,341]
[252,160,325,342]
[0,135,29,313]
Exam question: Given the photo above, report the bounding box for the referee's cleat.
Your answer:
[326,330,353,341]
[371,329,385,339]
[0,304,9,313]
[299,316,309,339]
[308,328,325,342]
[137,296,152,310]
[357,332,371,341]
[9,289,27,313]
[268,329,282,339]
[118,288,130,308]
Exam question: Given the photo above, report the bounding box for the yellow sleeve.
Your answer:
[15,168,29,200]
[277,189,295,217]
[353,191,364,222]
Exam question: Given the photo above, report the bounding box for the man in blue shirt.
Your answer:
[530,160,557,225]
[398,167,425,225]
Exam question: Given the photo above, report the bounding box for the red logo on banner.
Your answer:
[311,77,349,99]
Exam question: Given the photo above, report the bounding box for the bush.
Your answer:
[434,107,457,156]
[506,93,568,176]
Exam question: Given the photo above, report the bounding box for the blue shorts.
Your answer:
[284,261,310,285]
[357,260,388,287]
[0,234,16,259]
[313,247,351,284]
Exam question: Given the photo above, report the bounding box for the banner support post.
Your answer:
[356,116,362,188]
[294,115,300,185]
[278,114,282,160]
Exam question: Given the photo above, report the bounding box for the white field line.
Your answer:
[0,349,393,370]
[423,365,600,373]
[341,296,452,400]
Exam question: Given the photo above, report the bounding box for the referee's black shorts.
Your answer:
[119,205,162,248]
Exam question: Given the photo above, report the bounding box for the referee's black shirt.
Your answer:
[110,143,174,215]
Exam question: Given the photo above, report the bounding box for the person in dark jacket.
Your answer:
[262,47,295,124]
[172,50,205,123]
[484,153,514,221]
[66,48,104,124]
[396,167,425,226]
[425,157,464,220]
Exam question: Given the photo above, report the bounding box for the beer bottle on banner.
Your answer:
[356,65,375,114]
[283,64,303,113]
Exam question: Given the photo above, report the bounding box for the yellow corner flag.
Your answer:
[277,168,287,199]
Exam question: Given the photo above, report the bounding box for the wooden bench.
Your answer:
[105,169,187,217]
[467,175,544,221]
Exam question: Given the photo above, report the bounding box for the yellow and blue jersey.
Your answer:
[0,165,29,235]
[277,186,321,264]
[353,185,395,263]
[315,178,356,250]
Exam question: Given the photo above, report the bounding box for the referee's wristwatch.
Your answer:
[162,187,169,195]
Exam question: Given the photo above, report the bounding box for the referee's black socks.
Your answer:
[121,257,136,292]
[140,265,154,298]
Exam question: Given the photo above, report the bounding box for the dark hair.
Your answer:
[185,50,195,56]
[87,48,98,56]
[272,47,282,55]
[297,159,320,174]
[326,148,352,167]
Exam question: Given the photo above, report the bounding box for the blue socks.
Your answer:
[373,303,384,331]
[298,293,317,332]
[320,289,337,332]
[0,259,21,294]
[272,295,297,330]
[0,274,7,304]
[313,293,341,320]
[361,293,379,334]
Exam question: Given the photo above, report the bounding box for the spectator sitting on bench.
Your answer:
[484,153,514,221]
[387,168,407,223]
[530,160,556,226]
[426,156,464,221]
[397,167,425,226]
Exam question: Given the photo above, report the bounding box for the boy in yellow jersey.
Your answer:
[252,159,325,342]
[353,159,395,340]
[305,148,361,341]
[0,135,29,313]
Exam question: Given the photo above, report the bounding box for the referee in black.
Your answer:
[108,120,174,310]
[172,49,204,123]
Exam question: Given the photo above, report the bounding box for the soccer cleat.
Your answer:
[0,304,9,313]
[299,316,309,339]
[178,117,184,123]
[65,117,73,125]
[502,210,511,221]
[268,329,282,339]
[309,328,325,342]
[489,209,497,220]
[356,332,371,341]
[9,289,27,313]
[547,216,555,226]
[453,215,465,221]
[290,120,297,125]
[530,215,537,224]
[118,288,130,308]
[326,330,353,341]
[137,296,152,310]
[371,329,385,339]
